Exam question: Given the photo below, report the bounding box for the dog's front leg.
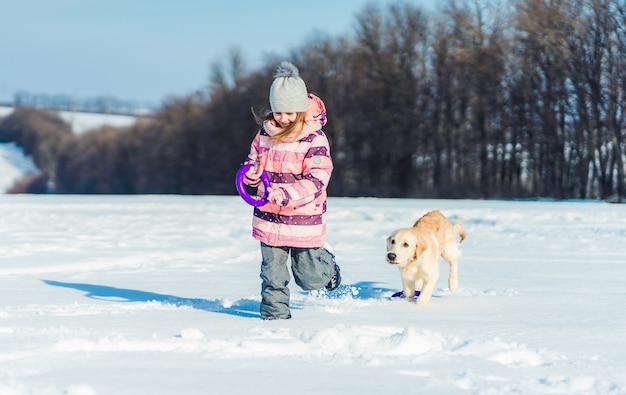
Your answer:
[416,280,435,305]
[416,272,438,305]
[401,278,416,301]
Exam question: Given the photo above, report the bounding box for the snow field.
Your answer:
[0,195,625,394]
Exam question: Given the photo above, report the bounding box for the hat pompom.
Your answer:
[274,61,301,79]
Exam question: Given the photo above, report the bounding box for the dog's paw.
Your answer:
[449,278,458,292]
[415,294,432,305]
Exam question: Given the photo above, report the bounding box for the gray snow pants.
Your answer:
[259,242,335,320]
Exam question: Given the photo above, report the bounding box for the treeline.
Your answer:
[2,0,625,199]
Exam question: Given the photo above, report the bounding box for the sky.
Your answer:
[0,0,437,107]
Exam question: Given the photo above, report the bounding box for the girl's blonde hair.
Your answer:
[252,108,306,141]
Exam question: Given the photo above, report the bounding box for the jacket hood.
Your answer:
[263,93,327,141]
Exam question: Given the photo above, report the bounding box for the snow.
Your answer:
[0,107,12,118]
[1,194,625,394]
[56,110,137,134]
[0,143,39,193]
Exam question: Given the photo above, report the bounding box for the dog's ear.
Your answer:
[413,240,427,260]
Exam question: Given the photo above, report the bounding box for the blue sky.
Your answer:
[0,0,436,106]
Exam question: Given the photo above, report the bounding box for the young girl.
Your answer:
[242,61,340,320]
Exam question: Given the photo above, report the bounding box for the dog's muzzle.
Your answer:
[386,252,397,264]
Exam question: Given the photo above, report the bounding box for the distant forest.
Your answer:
[1,0,625,200]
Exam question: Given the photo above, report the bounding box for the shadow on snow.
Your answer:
[41,279,261,319]
[42,280,401,318]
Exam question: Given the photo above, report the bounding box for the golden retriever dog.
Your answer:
[386,210,466,305]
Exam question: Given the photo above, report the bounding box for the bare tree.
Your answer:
[346,2,429,197]
[430,0,511,197]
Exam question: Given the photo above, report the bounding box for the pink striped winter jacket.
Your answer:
[244,93,333,248]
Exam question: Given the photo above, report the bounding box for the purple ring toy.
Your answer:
[391,290,421,298]
[235,163,270,207]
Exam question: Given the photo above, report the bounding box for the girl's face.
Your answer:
[273,112,297,128]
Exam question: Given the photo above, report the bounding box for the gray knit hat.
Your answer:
[269,61,308,112]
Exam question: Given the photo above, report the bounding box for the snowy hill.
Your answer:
[0,105,137,134]
[0,142,39,193]
[0,106,12,118]
[0,105,139,193]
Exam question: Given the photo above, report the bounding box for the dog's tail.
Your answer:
[454,223,467,244]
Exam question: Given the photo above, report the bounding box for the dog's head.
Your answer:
[386,228,428,266]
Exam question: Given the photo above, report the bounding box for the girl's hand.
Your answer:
[268,187,287,206]
[244,163,264,184]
